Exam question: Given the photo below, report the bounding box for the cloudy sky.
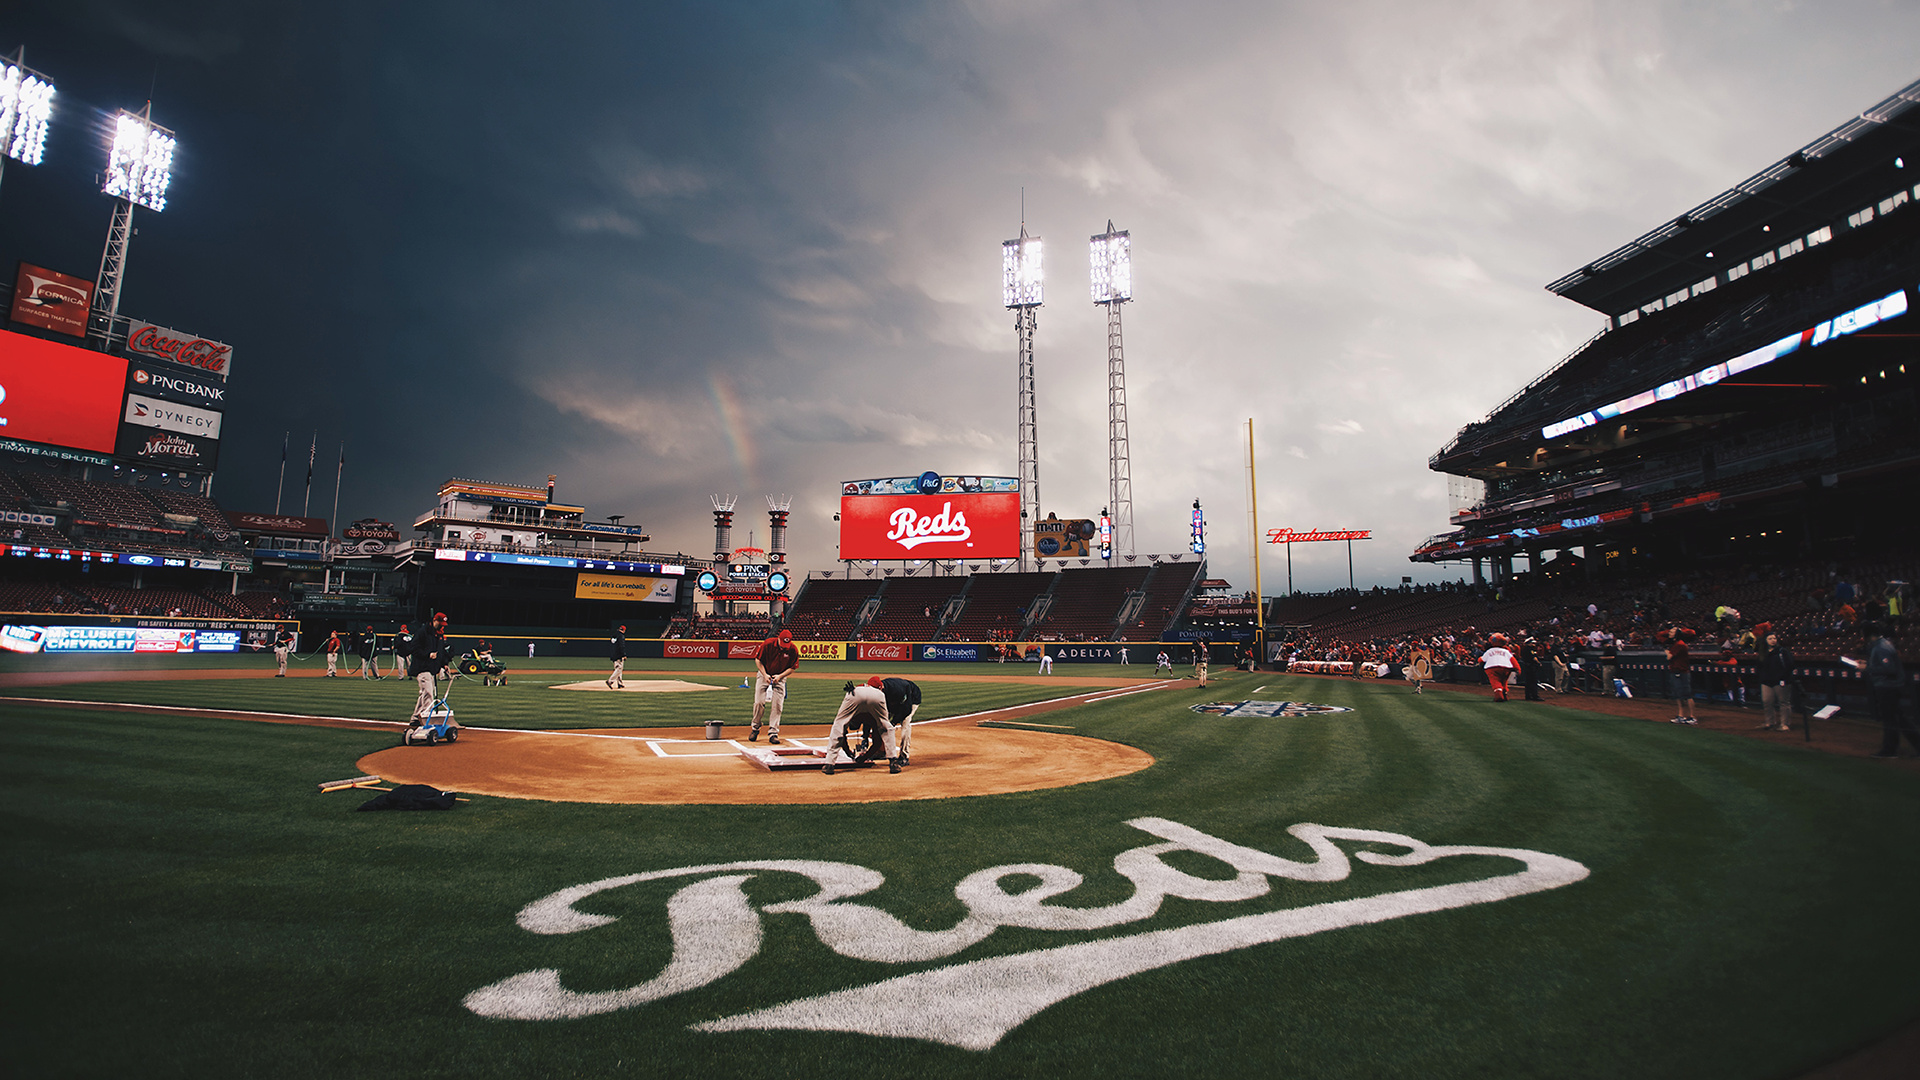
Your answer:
[3,1,1916,592]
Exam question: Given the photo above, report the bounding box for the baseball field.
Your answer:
[3,653,1918,1079]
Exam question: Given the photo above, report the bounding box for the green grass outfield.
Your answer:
[2,655,1918,1079]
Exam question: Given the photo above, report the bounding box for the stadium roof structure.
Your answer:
[1546,75,1920,319]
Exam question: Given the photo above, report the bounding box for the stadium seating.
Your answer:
[941,572,1053,641]
[1033,566,1151,641]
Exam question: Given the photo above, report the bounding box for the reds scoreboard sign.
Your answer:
[838,474,1020,561]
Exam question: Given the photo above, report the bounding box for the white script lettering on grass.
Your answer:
[886,502,970,550]
[464,817,1588,1049]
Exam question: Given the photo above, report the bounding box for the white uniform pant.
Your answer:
[413,672,438,721]
[1038,655,1053,674]
[895,704,918,758]
[824,692,895,767]
[326,652,338,675]
[275,647,289,675]
[608,658,625,687]
[752,675,787,734]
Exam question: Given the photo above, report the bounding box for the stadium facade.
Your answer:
[1418,77,1920,583]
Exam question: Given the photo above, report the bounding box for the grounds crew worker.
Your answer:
[749,628,799,744]
[868,674,922,765]
[607,625,627,689]
[407,612,455,732]
[357,625,378,679]
[822,680,900,775]
[273,627,295,677]
[391,624,413,678]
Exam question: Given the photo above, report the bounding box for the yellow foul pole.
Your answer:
[1247,419,1265,659]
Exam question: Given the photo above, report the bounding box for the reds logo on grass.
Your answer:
[1191,701,1355,717]
[464,817,1588,1049]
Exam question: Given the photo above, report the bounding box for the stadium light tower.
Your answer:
[1090,222,1134,562]
[0,48,56,198]
[89,104,176,346]
[1003,225,1044,571]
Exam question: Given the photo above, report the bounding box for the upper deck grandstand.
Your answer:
[1418,76,1920,580]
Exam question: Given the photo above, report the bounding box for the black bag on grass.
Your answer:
[356,784,458,811]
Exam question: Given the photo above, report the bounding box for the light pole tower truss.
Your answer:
[1004,227,1044,572]
[1091,222,1134,562]
[90,104,175,347]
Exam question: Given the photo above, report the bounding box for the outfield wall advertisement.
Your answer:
[0,621,286,655]
[574,573,680,602]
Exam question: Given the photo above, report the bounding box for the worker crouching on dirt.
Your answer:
[822,680,900,776]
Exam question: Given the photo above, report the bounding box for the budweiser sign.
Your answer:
[124,320,234,381]
[11,263,93,337]
[1265,528,1373,544]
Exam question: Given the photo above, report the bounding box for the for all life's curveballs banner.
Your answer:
[574,573,680,602]
[838,491,1020,560]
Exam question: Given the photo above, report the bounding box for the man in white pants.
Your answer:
[1036,644,1053,675]
[1118,645,1130,666]
[750,628,799,744]
[1155,650,1173,675]
[408,613,455,731]
[274,628,294,676]
[822,680,899,775]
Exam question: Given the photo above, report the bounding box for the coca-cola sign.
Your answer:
[839,491,1019,560]
[857,642,911,662]
[124,320,234,381]
[10,263,93,337]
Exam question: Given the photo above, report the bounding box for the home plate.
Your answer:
[550,680,723,692]
[738,743,868,771]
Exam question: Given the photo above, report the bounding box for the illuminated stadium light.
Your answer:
[1002,235,1043,308]
[103,108,176,212]
[0,56,55,166]
[1540,288,1909,440]
[1089,227,1131,303]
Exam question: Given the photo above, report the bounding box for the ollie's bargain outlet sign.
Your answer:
[838,491,1019,560]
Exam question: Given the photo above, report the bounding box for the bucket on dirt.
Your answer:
[705,721,724,740]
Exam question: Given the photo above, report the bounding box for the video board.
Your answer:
[839,473,1020,561]
[0,329,128,454]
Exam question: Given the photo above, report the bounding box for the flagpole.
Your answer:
[330,442,344,535]
[274,432,288,514]
[302,432,316,517]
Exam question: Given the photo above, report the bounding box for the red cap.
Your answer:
[433,612,448,621]
[867,675,884,689]
[779,629,792,642]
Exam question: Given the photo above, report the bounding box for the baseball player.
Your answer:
[822,680,900,775]
[1481,634,1517,702]
[407,612,456,732]
[1154,650,1173,675]
[1193,642,1209,686]
[749,628,799,744]
[607,625,627,688]
[273,627,295,676]
[1118,645,1129,666]
[867,674,922,765]
[1036,643,1053,675]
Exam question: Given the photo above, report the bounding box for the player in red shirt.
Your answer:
[749,628,800,744]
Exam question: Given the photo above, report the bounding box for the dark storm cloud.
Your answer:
[4,1,1917,585]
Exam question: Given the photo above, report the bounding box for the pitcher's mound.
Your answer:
[550,680,723,692]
